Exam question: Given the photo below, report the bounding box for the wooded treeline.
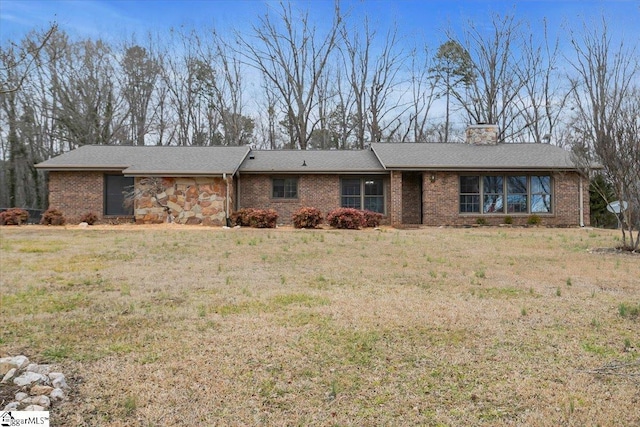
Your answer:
[1,2,638,232]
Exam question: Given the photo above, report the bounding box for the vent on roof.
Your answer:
[302,160,307,166]
[249,153,255,159]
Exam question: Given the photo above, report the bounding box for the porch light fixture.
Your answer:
[430,174,436,183]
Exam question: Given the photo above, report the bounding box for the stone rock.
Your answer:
[22,395,50,408]
[3,401,19,411]
[1,368,16,383]
[15,392,28,401]
[12,355,29,370]
[14,371,47,387]
[50,388,66,401]
[30,385,54,396]
[27,363,52,375]
[24,404,45,411]
[1,356,28,374]
[0,357,14,375]
[79,222,89,228]
[50,373,68,390]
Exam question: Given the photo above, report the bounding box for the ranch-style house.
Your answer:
[36,124,590,228]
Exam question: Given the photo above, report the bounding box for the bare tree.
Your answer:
[237,1,342,149]
[514,20,569,143]
[0,23,57,95]
[449,14,530,141]
[405,45,438,142]
[121,42,161,145]
[568,17,639,251]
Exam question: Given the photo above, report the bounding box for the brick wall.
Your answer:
[402,172,422,224]
[238,174,391,225]
[421,171,589,227]
[48,171,107,223]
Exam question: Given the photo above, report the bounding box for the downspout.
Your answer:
[579,175,585,227]
[224,173,231,227]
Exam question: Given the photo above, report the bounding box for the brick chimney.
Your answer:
[465,123,499,145]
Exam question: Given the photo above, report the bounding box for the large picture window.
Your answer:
[272,178,298,199]
[459,175,551,214]
[341,177,385,214]
[104,175,134,216]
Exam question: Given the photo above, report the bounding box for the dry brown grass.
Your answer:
[1,224,639,426]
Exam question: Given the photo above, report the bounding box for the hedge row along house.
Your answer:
[36,124,591,227]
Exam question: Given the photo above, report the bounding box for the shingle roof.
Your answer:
[36,142,581,176]
[36,145,250,175]
[371,142,577,170]
[238,149,385,173]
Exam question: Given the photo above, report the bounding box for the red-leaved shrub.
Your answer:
[292,207,323,229]
[0,208,29,225]
[250,209,278,228]
[80,211,99,225]
[231,208,278,228]
[230,208,256,227]
[362,210,383,228]
[40,208,66,226]
[326,208,365,229]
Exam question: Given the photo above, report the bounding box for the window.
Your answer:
[507,176,527,213]
[341,177,385,213]
[531,175,552,213]
[104,175,134,216]
[459,176,480,213]
[272,178,298,199]
[483,176,504,213]
[459,175,552,214]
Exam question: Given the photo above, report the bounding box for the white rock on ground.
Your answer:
[0,355,70,413]
[13,371,47,387]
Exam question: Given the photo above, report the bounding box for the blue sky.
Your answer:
[1,0,639,47]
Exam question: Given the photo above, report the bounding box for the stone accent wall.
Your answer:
[421,171,589,227]
[238,174,391,225]
[465,124,499,145]
[48,171,108,223]
[135,177,229,226]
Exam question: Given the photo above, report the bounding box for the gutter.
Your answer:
[579,176,585,227]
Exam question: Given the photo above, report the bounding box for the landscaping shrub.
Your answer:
[503,215,513,225]
[326,208,365,229]
[80,211,99,225]
[292,207,323,229]
[40,208,66,226]
[527,214,541,226]
[230,208,256,227]
[231,208,277,228]
[362,210,383,228]
[0,208,29,225]
[250,209,278,228]
[476,217,487,226]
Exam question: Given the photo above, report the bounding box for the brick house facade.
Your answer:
[36,125,591,228]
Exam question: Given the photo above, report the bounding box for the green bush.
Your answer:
[503,215,513,225]
[527,214,541,226]
[40,208,66,226]
[326,208,365,230]
[0,208,29,225]
[292,207,323,229]
[80,211,99,225]
[476,217,487,226]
